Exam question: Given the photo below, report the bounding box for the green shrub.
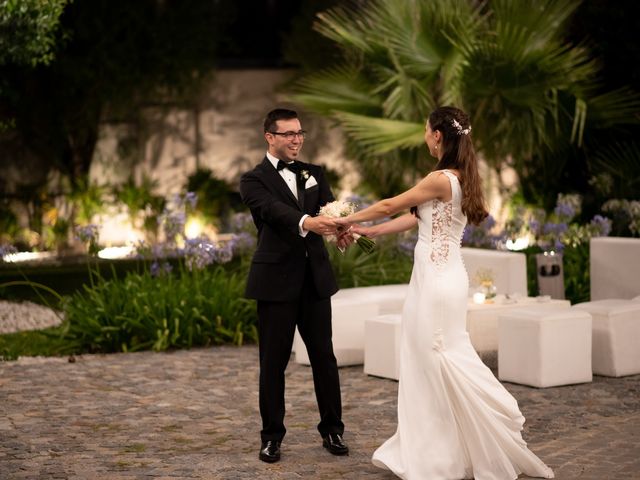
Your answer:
[0,327,71,360]
[61,262,256,353]
[329,235,413,288]
[562,243,590,304]
[523,246,542,297]
[523,244,590,304]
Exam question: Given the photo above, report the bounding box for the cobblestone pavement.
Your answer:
[1,346,639,480]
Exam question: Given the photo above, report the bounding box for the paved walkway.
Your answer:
[1,346,639,479]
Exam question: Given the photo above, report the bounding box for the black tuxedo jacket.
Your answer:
[239,157,339,302]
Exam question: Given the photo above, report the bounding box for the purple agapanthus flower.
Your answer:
[553,239,565,252]
[396,231,418,257]
[74,224,99,243]
[229,232,256,254]
[554,194,581,222]
[344,194,374,211]
[461,215,503,249]
[184,239,213,270]
[150,261,173,277]
[229,212,255,233]
[590,215,612,237]
[529,218,541,236]
[482,214,496,230]
[542,222,568,235]
[213,243,233,264]
[184,191,198,209]
[161,211,186,243]
[183,237,220,270]
[0,243,17,260]
[554,202,575,220]
[461,226,473,245]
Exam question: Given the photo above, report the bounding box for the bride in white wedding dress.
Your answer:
[336,107,554,480]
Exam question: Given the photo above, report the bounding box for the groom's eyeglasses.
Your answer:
[268,130,307,140]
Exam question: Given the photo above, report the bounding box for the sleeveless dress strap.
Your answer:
[439,170,461,204]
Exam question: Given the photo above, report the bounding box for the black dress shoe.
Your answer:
[259,440,281,463]
[322,433,349,455]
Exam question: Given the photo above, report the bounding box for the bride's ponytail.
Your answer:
[457,134,488,225]
[428,107,488,226]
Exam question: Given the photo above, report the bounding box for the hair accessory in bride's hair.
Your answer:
[451,118,472,136]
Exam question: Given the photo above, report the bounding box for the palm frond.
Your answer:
[313,5,375,55]
[587,88,640,127]
[333,112,425,155]
[590,141,640,181]
[589,141,640,198]
[375,50,436,120]
[491,0,581,49]
[570,98,588,146]
[290,67,380,116]
[366,1,443,75]
[292,0,638,201]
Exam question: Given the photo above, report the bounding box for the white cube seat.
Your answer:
[573,299,640,377]
[498,307,592,388]
[333,284,408,314]
[364,314,401,380]
[294,297,379,366]
[461,247,527,297]
[467,297,570,352]
[590,237,640,300]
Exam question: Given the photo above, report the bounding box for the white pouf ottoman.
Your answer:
[498,307,592,388]
[364,314,401,380]
[292,284,407,356]
[461,247,528,297]
[333,284,408,315]
[590,237,640,300]
[294,298,379,366]
[573,299,640,377]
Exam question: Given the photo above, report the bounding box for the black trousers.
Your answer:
[257,262,344,442]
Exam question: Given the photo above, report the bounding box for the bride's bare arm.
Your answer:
[351,213,417,238]
[338,172,451,224]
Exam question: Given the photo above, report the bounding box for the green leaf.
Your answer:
[333,112,425,154]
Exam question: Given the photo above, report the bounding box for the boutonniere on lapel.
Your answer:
[299,169,310,181]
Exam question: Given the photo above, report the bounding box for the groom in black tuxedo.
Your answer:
[240,108,350,463]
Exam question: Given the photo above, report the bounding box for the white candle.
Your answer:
[473,292,486,304]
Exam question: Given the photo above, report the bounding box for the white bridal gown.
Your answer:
[372,170,554,480]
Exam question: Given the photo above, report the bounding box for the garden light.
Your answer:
[1,251,57,263]
[185,216,205,239]
[505,236,530,251]
[97,246,135,260]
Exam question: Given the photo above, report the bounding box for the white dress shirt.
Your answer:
[266,152,309,237]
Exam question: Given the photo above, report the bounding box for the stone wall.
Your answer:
[90,69,359,196]
[2,68,512,245]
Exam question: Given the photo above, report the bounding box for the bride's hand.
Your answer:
[351,224,377,238]
[336,229,355,250]
[334,217,352,236]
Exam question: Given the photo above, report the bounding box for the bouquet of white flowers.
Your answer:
[318,200,376,254]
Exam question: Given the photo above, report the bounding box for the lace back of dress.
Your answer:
[429,170,460,267]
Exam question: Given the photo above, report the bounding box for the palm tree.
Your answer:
[291,0,640,205]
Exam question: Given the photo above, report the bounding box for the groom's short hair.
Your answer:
[264,108,298,132]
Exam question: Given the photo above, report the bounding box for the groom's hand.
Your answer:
[336,229,355,250]
[303,215,338,236]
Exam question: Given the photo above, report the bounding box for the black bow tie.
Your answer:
[277,160,300,173]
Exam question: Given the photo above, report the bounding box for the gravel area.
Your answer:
[0,300,63,334]
[1,346,639,479]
